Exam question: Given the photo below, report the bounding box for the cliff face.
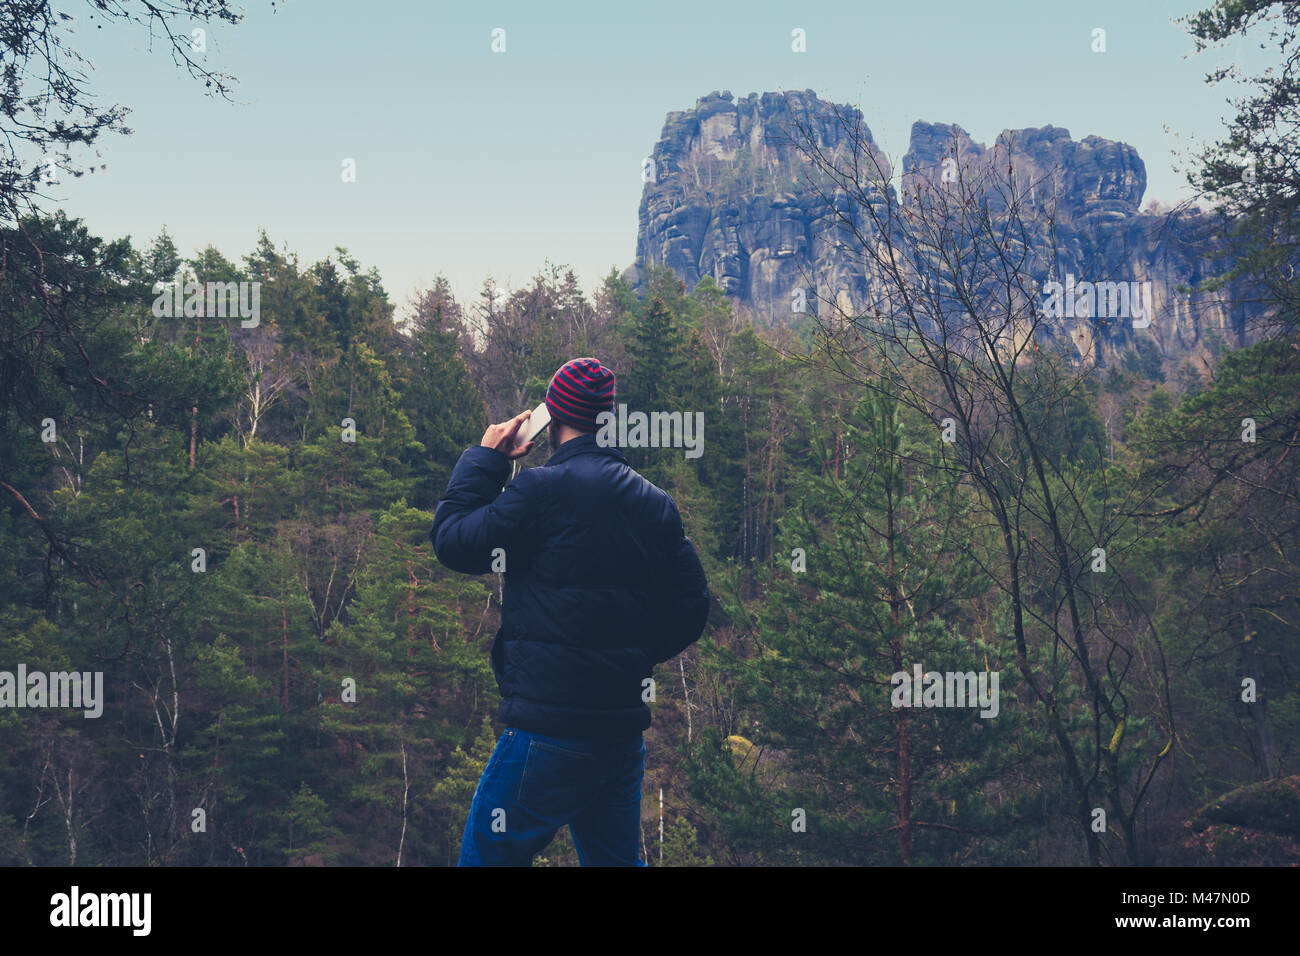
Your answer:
[630,90,1250,368]
[631,89,890,324]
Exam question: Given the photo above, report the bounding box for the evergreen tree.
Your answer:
[698,387,1019,864]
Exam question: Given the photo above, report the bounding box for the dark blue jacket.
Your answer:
[430,433,710,738]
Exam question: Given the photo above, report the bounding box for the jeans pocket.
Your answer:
[517,739,598,821]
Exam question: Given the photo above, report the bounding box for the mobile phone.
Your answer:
[520,402,551,445]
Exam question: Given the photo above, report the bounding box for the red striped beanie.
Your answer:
[545,358,616,432]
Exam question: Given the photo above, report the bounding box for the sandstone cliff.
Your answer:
[629,90,1250,369]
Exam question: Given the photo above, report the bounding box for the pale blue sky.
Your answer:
[48,0,1259,314]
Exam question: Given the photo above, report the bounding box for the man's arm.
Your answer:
[648,504,710,664]
[431,410,544,574]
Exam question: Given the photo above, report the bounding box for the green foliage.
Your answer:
[0,205,1293,868]
[693,388,1021,864]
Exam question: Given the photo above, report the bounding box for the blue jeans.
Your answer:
[458,727,647,866]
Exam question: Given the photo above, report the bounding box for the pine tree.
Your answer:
[698,386,1019,864]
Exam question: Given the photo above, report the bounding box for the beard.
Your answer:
[548,425,561,453]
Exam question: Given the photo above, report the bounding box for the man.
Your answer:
[430,357,710,866]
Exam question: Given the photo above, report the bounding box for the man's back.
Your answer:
[431,431,709,739]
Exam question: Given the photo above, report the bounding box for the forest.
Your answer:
[0,0,1297,867]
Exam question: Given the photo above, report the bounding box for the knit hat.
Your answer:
[545,358,616,432]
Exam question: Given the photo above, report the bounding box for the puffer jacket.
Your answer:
[430,433,710,738]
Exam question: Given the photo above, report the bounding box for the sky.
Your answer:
[46,0,1262,316]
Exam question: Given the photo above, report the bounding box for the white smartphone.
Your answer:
[520,402,551,445]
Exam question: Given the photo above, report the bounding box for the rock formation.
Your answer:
[629,90,1251,369]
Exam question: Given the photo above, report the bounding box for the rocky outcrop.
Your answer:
[630,90,1251,369]
[630,90,887,321]
[1171,775,1300,865]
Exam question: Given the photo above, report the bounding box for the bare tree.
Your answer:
[778,95,1178,865]
[462,264,618,422]
[232,327,299,445]
[32,721,105,865]
[1,0,243,223]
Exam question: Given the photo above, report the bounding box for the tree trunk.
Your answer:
[1241,608,1280,779]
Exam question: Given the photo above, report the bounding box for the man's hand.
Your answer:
[481,410,535,460]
